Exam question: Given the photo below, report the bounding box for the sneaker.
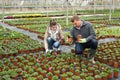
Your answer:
[91,57,95,64]
[53,47,58,51]
[49,49,53,53]
[57,47,60,50]
[89,49,97,59]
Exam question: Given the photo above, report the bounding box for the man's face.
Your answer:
[72,20,81,28]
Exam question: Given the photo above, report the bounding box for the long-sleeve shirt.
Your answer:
[44,24,64,50]
[70,20,96,43]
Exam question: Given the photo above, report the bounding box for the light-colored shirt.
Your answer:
[44,24,64,50]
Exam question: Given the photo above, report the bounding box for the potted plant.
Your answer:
[72,75,80,80]
[114,68,119,78]
[95,75,101,80]
[86,76,94,80]
[66,78,72,80]
[71,48,75,53]
[107,69,112,79]
[2,75,11,80]
[80,72,87,79]
[88,67,95,73]
[108,59,113,66]
[31,72,38,77]
[61,74,67,80]
[113,62,119,68]
[100,72,108,80]
[75,69,80,76]
[28,77,36,80]
[62,68,66,74]
[52,75,59,80]
[17,68,22,75]
[10,71,18,79]
[69,67,74,73]
[41,70,47,78]
[37,75,43,80]
[28,68,34,74]
[54,70,60,78]
[94,70,100,76]
[67,72,73,78]
[47,72,53,80]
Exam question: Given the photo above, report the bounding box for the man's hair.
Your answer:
[71,15,80,22]
[50,19,57,27]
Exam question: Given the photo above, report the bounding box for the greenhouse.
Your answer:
[0,0,120,80]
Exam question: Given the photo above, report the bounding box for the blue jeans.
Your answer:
[75,39,98,55]
[47,37,60,49]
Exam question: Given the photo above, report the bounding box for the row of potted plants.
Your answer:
[95,41,120,68]
[0,49,119,80]
[0,26,45,59]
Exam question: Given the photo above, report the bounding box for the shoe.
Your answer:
[53,47,58,51]
[57,47,60,50]
[91,57,95,64]
[49,49,53,53]
[45,49,49,53]
[89,49,97,59]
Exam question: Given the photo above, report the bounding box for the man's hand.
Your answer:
[78,38,87,43]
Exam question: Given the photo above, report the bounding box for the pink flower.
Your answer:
[36,59,39,62]
[53,52,57,55]
[48,67,52,71]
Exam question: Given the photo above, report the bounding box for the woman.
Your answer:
[44,19,64,53]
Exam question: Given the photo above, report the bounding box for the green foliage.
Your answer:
[47,72,53,76]
[52,76,59,80]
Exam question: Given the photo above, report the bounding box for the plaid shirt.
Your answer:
[70,20,96,43]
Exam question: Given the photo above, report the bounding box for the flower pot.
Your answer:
[55,74,60,78]
[75,72,80,76]
[101,76,107,80]
[114,72,118,78]
[71,49,75,53]
[41,73,46,78]
[48,76,52,80]
[107,73,112,79]
[61,77,66,80]
[70,70,74,73]
[95,78,101,80]
[3,54,9,58]
[71,58,75,62]
[0,55,3,59]
[114,62,119,68]
[80,76,86,79]
[39,47,45,51]
[108,60,113,66]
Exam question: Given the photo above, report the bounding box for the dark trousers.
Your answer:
[75,39,98,55]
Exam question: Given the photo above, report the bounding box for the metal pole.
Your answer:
[2,0,4,23]
[112,0,114,13]
[109,0,112,21]
[66,0,68,26]
[94,0,96,14]
[46,0,48,17]
[72,0,75,15]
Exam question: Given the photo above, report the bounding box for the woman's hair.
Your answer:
[50,19,57,27]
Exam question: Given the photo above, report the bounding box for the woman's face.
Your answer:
[51,25,57,31]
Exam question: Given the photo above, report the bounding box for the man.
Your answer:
[44,19,64,53]
[69,15,98,63]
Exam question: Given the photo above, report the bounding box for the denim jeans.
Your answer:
[47,37,60,49]
[75,39,98,55]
